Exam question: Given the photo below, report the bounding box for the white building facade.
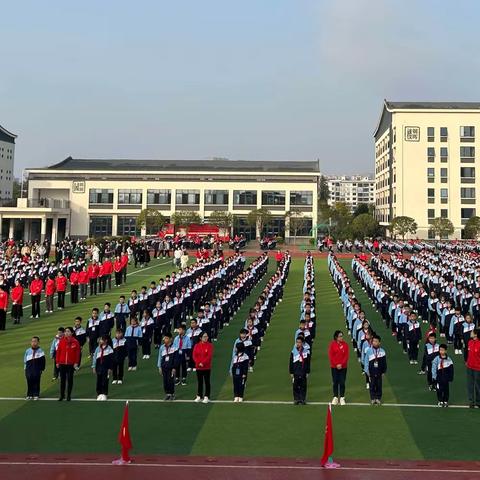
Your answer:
[327,175,375,212]
[0,125,16,200]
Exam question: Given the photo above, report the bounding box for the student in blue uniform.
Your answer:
[112,329,127,385]
[432,344,454,407]
[125,316,143,371]
[158,333,177,400]
[230,342,249,402]
[406,311,422,365]
[364,334,387,405]
[114,296,130,331]
[24,336,46,400]
[92,335,114,401]
[419,332,440,390]
[289,336,311,405]
[173,324,191,386]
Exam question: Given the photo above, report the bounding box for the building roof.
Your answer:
[385,100,480,110]
[0,125,17,144]
[43,157,320,173]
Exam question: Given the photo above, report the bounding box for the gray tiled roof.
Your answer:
[386,101,480,110]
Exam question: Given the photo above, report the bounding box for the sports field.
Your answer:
[0,254,477,465]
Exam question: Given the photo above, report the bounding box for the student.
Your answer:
[29,273,43,319]
[55,327,81,401]
[11,278,24,325]
[295,319,312,349]
[92,335,114,401]
[193,331,213,403]
[49,327,65,380]
[45,275,56,314]
[449,308,465,355]
[24,336,46,400]
[328,330,349,405]
[230,342,249,402]
[466,328,480,408]
[364,334,387,405]
[158,333,177,400]
[462,314,475,362]
[69,268,79,304]
[125,317,143,371]
[112,329,127,385]
[78,265,89,300]
[431,343,454,407]
[419,332,440,390]
[406,312,422,365]
[289,336,311,405]
[86,308,101,356]
[73,316,87,365]
[186,318,202,370]
[173,324,192,385]
[99,303,115,338]
[140,310,154,359]
[56,271,67,310]
[114,296,130,332]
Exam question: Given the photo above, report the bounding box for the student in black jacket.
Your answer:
[112,329,127,385]
[92,335,114,401]
[24,336,46,400]
[406,312,422,364]
[289,337,311,405]
[231,342,249,402]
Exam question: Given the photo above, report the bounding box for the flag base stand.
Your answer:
[112,458,132,465]
[323,456,341,469]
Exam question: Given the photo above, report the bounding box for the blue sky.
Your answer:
[1,0,479,175]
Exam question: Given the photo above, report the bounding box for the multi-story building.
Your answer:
[374,100,480,239]
[0,157,319,242]
[327,175,375,212]
[0,125,16,200]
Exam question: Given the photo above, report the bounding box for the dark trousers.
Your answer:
[369,374,383,400]
[96,371,109,395]
[99,276,106,293]
[122,267,127,283]
[26,372,41,397]
[293,374,307,403]
[115,272,122,286]
[141,336,152,356]
[453,333,463,350]
[89,278,97,296]
[162,367,175,394]
[52,359,59,379]
[175,354,188,382]
[80,284,88,299]
[196,370,211,397]
[112,359,125,381]
[57,291,65,309]
[59,364,74,399]
[31,295,41,317]
[107,274,112,290]
[71,285,79,304]
[331,368,347,397]
[127,347,138,367]
[408,340,419,361]
[436,380,449,403]
[0,309,5,330]
[467,368,480,405]
[233,375,246,398]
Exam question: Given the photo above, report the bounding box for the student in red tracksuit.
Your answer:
[69,268,79,304]
[102,258,113,290]
[87,261,99,296]
[98,262,106,294]
[466,328,480,408]
[29,274,43,318]
[78,266,89,300]
[121,253,129,283]
[56,271,68,310]
[55,326,81,401]
[11,278,24,324]
[193,331,214,403]
[275,250,283,267]
[0,287,8,330]
[114,257,123,287]
[45,275,56,313]
[328,330,350,405]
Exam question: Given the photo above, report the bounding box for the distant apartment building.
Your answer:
[327,175,375,212]
[0,125,16,200]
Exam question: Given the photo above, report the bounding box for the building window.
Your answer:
[427,167,435,183]
[440,188,448,203]
[440,209,448,219]
[290,191,313,206]
[204,190,229,205]
[176,189,200,205]
[427,147,435,162]
[262,216,285,236]
[461,187,476,203]
[289,218,313,237]
[428,209,435,220]
[460,146,475,163]
[461,167,475,183]
[461,208,476,221]
[147,189,171,205]
[440,168,448,183]
[428,229,435,239]
[460,126,475,141]
[117,216,139,236]
[427,188,435,204]
[118,189,142,205]
[89,216,112,237]
[89,189,114,207]
[440,147,448,163]
[440,127,448,142]
[262,191,286,206]
[427,127,434,142]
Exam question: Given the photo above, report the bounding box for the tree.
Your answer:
[390,216,418,240]
[136,208,166,236]
[285,209,310,244]
[171,211,202,229]
[430,217,454,239]
[351,213,379,239]
[247,208,272,238]
[330,202,353,240]
[353,203,370,217]
[463,216,480,239]
[319,175,329,202]
[207,211,234,232]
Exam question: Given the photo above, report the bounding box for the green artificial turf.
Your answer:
[0,256,477,461]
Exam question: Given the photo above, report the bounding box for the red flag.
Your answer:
[320,404,334,466]
[118,401,132,462]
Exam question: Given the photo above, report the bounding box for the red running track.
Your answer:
[0,455,479,480]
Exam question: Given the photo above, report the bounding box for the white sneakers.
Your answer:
[203,397,209,404]
[194,396,209,403]
[112,380,117,385]
[194,395,202,402]
[331,397,339,405]
[339,397,346,406]
[142,355,150,360]
[331,397,346,406]
[96,394,108,401]
[454,349,463,355]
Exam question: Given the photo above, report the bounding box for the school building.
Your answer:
[0,157,319,243]
[327,175,375,212]
[374,100,480,239]
[0,124,16,200]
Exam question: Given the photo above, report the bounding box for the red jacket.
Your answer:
[55,336,81,365]
[328,340,349,369]
[78,271,89,284]
[56,276,67,292]
[98,264,105,277]
[275,252,283,262]
[193,341,214,370]
[69,271,79,285]
[45,278,56,296]
[467,338,480,371]
[114,260,122,273]
[121,254,129,267]
[87,264,99,279]
[0,289,8,310]
[29,278,43,296]
[102,260,113,275]
[11,285,24,305]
